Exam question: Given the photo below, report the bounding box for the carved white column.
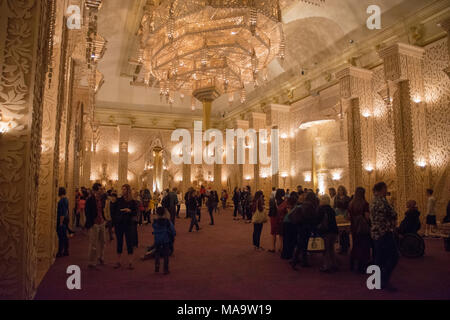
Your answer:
[268,104,291,189]
[336,66,375,197]
[0,0,52,299]
[117,125,131,189]
[234,119,248,189]
[250,112,267,192]
[379,43,428,214]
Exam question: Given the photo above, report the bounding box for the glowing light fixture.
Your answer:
[299,119,334,130]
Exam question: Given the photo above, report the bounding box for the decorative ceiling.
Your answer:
[96,0,437,117]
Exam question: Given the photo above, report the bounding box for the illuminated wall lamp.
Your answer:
[365,164,374,173]
[417,160,427,169]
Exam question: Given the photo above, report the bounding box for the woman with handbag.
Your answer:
[317,195,339,273]
[252,191,267,251]
[348,187,371,273]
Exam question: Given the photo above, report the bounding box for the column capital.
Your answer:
[336,66,373,81]
[379,43,425,82]
[336,66,373,100]
[268,104,291,113]
[117,125,131,142]
[379,43,425,60]
[234,119,249,129]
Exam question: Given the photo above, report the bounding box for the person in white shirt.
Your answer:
[425,189,437,236]
[329,187,337,208]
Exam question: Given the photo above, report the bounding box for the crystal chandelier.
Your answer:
[134,0,285,128]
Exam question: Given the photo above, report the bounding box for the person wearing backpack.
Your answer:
[317,194,339,273]
[152,207,176,275]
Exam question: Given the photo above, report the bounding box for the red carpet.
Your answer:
[35,208,450,300]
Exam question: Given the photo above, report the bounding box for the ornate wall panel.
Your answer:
[0,0,51,299]
[423,38,450,219]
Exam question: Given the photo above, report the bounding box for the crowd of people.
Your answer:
[56,181,450,288]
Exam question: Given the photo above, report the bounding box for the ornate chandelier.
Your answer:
[134,0,325,127]
[133,0,283,126]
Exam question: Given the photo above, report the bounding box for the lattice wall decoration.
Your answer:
[423,38,450,217]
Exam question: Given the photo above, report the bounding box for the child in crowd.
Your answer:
[152,207,176,274]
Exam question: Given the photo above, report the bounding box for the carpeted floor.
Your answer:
[35,207,450,300]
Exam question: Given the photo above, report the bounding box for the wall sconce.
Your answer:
[0,117,17,136]
[362,111,372,118]
[331,169,343,181]
[304,172,312,182]
[245,176,251,181]
[280,133,288,140]
[413,96,422,104]
[417,160,427,169]
[365,164,374,173]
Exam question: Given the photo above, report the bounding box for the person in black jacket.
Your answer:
[111,188,137,270]
[187,190,200,232]
[85,183,107,269]
[317,195,339,273]
[232,187,242,220]
[206,190,219,225]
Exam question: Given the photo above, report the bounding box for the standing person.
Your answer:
[166,188,179,226]
[286,189,290,198]
[252,191,268,251]
[104,190,114,242]
[187,190,200,232]
[425,189,437,237]
[269,189,285,253]
[348,187,371,273]
[291,192,318,269]
[142,189,151,224]
[317,194,338,273]
[334,185,351,254]
[276,190,289,254]
[200,185,206,206]
[195,190,202,222]
[85,183,107,269]
[281,192,299,260]
[232,187,242,220]
[297,186,303,195]
[241,186,253,223]
[329,188,337,208]
[176,189,182,218]
[370,182,399,292]
[56,187,69,257]
[77,192,87,229]
[153,207,176,275]
[184,189,191,219]
[206,190,218,225]
[221,190,228,210]
[114,186,138,270]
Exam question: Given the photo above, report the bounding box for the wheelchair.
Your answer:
[396,232,425,258]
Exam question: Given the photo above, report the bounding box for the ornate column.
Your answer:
[379,43,428,213]
[336,67,375,196]
[35,0,67,284]
[249,112,267,192]
[233,119,248,188]
[117,125,131,188]
[0,0,52,299]
[268,104,291,189]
